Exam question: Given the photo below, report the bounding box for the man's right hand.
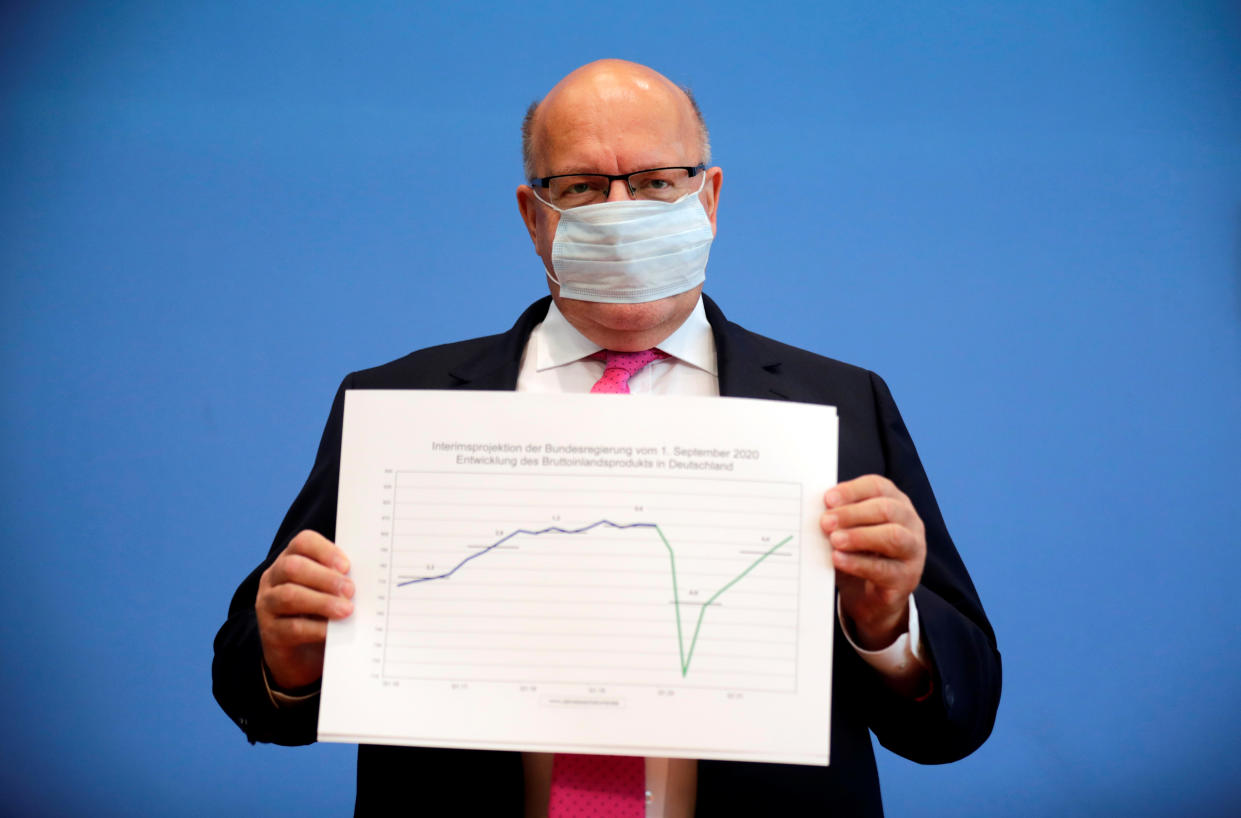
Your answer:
[256,530,354,691]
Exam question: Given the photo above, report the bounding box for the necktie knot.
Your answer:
[589,349,670,394]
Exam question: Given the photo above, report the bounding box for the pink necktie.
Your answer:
[548,753,645,818]
[547,351,660,816]
[589,349,670,394]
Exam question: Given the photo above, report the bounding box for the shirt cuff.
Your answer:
[261,661,320,709]
[837,592,927,678]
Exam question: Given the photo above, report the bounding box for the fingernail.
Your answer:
[340,579,355,597]
[336,600,353,617]
[830,530,848,547]
[336,558,350,574]
[822,514,838,532]
[826,491,842,508]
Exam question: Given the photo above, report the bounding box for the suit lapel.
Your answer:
[446,297,552,390]
[703,294,790,401]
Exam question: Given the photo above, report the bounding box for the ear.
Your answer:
[700,166,723,235]
[515,184,541,250]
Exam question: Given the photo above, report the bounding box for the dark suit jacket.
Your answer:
[213,295,1001,816]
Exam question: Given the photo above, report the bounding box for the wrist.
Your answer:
[845,606,908,651]
[261,648,324,694]
[838,594,931,698]
[261,660,320,709]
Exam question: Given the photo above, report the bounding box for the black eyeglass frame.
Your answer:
[527,164,707,192]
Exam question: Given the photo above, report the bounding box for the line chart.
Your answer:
[379,471,804,692]
[396,518,792,676]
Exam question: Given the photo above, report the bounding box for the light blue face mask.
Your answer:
[533,176,714,304]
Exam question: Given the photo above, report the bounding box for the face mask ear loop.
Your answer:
[530,187,566,287]
[673,170,709,204]
[530,187,565,213]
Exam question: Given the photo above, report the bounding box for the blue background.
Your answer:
[3,1,1239,815]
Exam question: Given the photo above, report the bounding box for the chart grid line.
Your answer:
[379,470,804,692]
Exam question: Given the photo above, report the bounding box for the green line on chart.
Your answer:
[653,528,793,676]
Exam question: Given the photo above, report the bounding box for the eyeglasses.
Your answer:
[529,164,706,208]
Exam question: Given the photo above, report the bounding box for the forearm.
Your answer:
[212,602,321,746]
[865,585,1001,764]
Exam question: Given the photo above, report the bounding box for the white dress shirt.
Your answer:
[516,297,720,396]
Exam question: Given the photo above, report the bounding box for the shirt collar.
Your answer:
[532,296,717,376]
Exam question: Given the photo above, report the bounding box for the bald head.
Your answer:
[521,60,710,180]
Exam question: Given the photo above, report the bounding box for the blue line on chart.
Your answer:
[396,519,658,587]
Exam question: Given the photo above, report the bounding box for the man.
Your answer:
[213,59,1001,816]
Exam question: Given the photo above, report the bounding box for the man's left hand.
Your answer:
[821,475,926,650]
